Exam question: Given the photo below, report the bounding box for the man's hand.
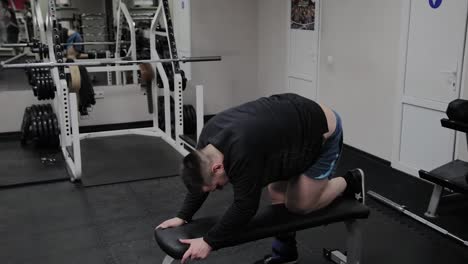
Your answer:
[180,237,212,263]
[156,217,186,229]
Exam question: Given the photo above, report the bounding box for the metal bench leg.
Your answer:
[323,220,363,264]
[346,219,363,264]
[425,185,443,218]
[162,255,175,264]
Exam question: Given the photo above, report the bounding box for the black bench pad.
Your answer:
[419,160,468,194]
[441,118,468,133]
[154,198,370,260]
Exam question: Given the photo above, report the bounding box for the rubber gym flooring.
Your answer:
[0,139,67,187]
[80,135,182,187]
[1,144,468,264]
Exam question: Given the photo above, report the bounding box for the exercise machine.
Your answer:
[368,115,468,247]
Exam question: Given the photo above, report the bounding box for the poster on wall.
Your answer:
[291,0,316,31]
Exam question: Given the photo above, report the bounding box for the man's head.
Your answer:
[181,148,228,193]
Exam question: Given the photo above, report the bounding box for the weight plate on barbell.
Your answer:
[190,105,197,134]
[32,85,38,97]
[30,105,38,117]
[36,112,43,138]
[190,105,196,135]
[182,105,188,133]
[20,107,32,145]
[36,79,42,100]
[52,113,60,136]
[43,79,49,100]
[38,79,45,100]
[43,78,49,100]
[29,105,37,139]
[39,104,47,116]
[47,115,54,138]
[46,79,52,100]
[41,114,49,139]
[50,81,56,99]
[30,118,37,138]
[47,116,55,146]
[45,104,53,114]
[184,105,190,133]
[36,104,43,116]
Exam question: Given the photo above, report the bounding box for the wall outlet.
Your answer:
[95,90,104,99]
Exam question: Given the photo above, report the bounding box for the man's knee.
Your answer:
[268,182,287,193]
[268,182,288,204]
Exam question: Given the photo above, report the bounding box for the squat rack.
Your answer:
[1,0,220,182]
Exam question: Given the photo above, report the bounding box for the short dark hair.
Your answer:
[181,151,207,192]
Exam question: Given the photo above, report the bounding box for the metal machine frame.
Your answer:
[0,0,213,182]
[57,0,206,182]
[115,1,138,86]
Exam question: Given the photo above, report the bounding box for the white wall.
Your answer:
[319,0,402,160]
[76,86,152,126]
[257,0,288,97]
[190,0,259,114]
[258,0,402,161]
[0,91,39,133]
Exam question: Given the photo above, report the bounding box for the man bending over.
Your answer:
[157,93,365,264]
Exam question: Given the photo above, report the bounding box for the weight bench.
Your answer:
[154,198,370,264]
[419,118,468,218]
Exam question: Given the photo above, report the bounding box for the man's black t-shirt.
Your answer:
[177,93,328,249]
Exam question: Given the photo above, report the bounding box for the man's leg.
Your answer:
[285,175,346,214]
[268,181,288,204]
[259,182,299,264]
[269,177,347,213]
[261,172,362,263]
[262,176,347,264]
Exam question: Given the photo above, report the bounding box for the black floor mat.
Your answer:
[80,135,182,187]
[1,176,468,264]
[0,140,67,188]
[336,147,468,245]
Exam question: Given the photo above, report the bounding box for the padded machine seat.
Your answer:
[155,198,370,262]
[441,118,468,133]
[418,118,468,218]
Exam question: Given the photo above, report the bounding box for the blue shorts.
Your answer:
[304,111,343,180]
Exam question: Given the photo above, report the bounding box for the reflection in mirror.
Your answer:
[0,1,35,92]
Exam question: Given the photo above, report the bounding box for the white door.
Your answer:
[393,0,468,176]
[287,0,320,100]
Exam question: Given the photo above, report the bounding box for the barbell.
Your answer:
[0,56,222,70]
[0,41,131,48]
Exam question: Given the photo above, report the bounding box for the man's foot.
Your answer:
[254,239,298,264]
[254,253,298,264]
[343,168,365,203]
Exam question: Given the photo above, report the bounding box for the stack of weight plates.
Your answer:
[20,104,60,148]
